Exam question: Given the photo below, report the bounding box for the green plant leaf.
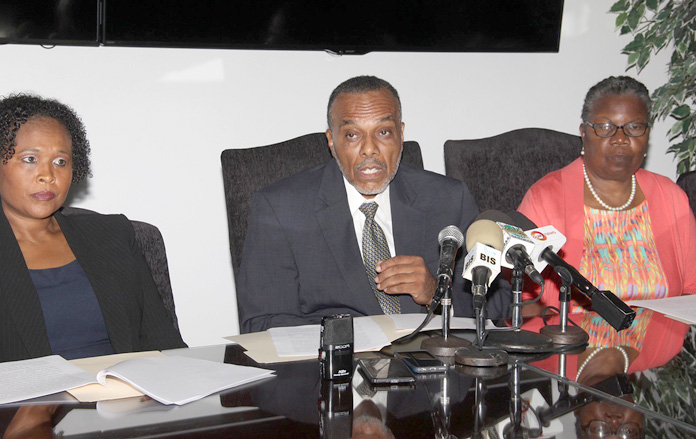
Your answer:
[678,41,688,56]
[670,120,684,137]
[687,139,696,154]
[637,48,652,70]
[672,104,692,119]
[677,159,688,176]
[628,5,646,30]
[620,24,632,35]
[616,12,629,27]
[653,34,669,49]
[610,0,631,13]
[627,51,640,68]
[668,139,690,155]
[655,8,672,21]
[646,0,659,11]
[624,36,646,52]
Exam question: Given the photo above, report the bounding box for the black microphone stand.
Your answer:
[539,267,589,345]
[454,279,508,367]
[422,281,472,357]
[485,268,555,353]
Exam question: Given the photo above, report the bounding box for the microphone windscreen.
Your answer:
[475,209,512,224]
[465,219,504,252]
[438,225,464,248]
[506,211,538,231]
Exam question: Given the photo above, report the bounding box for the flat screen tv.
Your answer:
[0,0,100,46]
[103,0,564,54]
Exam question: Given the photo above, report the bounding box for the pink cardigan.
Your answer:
[518,158,696,377]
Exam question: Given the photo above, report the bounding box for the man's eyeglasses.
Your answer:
[583,420,643,439]
[584,121,650,138]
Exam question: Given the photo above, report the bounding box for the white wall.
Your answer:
[0,1,674,346]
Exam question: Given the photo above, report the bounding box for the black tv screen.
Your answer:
[103,0,564,54]
[0,0,100,46]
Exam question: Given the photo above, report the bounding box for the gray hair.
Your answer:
[327,75,402,128]
[581,76,651,121]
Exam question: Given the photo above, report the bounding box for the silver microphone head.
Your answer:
[438,225,464,248]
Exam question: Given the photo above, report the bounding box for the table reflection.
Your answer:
[3,405,64,439]
[1,340,695,438]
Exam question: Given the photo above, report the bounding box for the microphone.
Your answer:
[462,219,504,312]
[540,249,635,331]
[521,226,567,273]
[477,211,544,285]
[509,212,636,332]
[507,211,568,274]
[421,226,472,357]
[433,225,465,304]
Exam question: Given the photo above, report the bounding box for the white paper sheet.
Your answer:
[96,356,275,405]
[388,314,496,331]
[627,294,696,324]
[268,316,391,357]
[0,355,95,404]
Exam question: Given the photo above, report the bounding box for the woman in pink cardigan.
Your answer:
[518,76,696,381]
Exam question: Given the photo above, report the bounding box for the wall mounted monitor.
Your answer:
[103,0,564,54]
[0,0,100,46]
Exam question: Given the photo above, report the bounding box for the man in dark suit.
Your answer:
[238,76,508,333]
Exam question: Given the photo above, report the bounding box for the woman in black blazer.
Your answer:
[0,94,185,362]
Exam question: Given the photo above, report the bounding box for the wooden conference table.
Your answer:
[1,337,695,438]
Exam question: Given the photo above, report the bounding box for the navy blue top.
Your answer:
[30,260,115,360]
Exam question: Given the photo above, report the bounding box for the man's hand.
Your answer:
[374,255,436,305]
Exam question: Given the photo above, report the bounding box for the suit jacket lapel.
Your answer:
[315,161,384,315]
[390,168,428,313]
[0,207,52,357]
[56,213,134,352]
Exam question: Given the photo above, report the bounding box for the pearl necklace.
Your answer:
[576,346,629,381]
[583,163,636,211]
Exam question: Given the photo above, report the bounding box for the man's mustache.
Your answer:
[356,158,387,170]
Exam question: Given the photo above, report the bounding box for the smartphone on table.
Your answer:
[357,358,416,386]
[394,350,448,374]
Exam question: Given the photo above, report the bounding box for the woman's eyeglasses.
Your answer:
[583,420,642,439]
[584,121,650,138]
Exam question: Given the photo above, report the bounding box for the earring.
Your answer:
[580,147,585,156]
[644,153,647,157]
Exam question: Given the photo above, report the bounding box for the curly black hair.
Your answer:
[0,93,91,184]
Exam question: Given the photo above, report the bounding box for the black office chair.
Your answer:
[677,170,696,216]
[221,132,424,276]
[60,206,180,330]
[444,128,581,212]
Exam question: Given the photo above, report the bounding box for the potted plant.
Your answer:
[611,0,695,175]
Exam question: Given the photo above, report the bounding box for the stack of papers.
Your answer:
[227,314,489,363]
[0,355,96,404]
[0,353,274,406]
[94,356,274,405]
[627,295,696,325]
